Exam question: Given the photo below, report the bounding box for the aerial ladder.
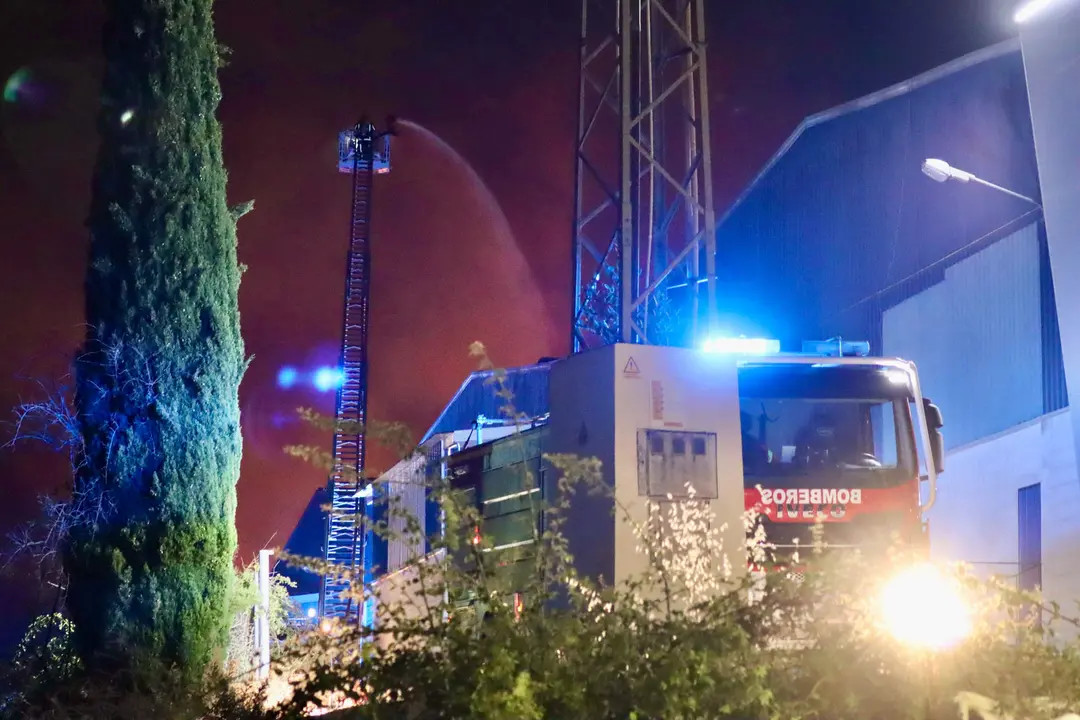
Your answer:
[319,118,395,622]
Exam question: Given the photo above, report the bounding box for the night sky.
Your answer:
[0,0,1018,646]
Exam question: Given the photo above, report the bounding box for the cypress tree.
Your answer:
[70,0,247,676]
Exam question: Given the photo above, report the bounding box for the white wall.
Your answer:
[547,344,747,590]
[370,550,447,652]
[929,408,1080,613]
[381,450,431,574]
[1021,2,1080,480]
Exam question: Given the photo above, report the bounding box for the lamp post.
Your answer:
[256,548,273,681]
[920,159,1041,208]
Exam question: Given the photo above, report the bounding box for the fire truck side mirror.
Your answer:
[923,398,945,475]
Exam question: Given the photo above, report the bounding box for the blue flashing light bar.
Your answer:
[801,339,871,357]
[701,336,781,355]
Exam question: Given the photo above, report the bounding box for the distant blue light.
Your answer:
[276,366,299,389]
[313,366,344,392]
[701,336,780,355]
[801,339,871,357]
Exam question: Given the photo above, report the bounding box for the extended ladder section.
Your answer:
[321,124,388,621]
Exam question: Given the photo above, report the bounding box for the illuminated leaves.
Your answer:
[265,346,1080,719]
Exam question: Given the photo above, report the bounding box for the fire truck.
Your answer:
[729,337,945,565]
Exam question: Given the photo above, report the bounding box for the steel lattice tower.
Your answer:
[320,119,393,622]
[572,0,718,351]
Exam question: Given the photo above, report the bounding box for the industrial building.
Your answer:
[377,344,752,620]
[275,487,328,625]
[714,36,1079,607]
[283,19,1080,623]
[365,38,1078,611]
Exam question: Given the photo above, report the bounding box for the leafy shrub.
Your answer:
[257,344,1080,720]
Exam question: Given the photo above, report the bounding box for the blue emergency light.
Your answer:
[802,338,871,357]
[313,366,345,392]
[701,336,781,355]
[276,366,299,389]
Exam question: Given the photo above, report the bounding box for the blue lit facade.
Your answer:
[713,37,1078,612]
[712,39,1064,451]
[282,38,1080,628]
[276,487,328,626]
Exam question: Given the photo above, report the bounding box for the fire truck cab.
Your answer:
[726,338,945,561]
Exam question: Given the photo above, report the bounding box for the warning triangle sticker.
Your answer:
[623,356,641,375]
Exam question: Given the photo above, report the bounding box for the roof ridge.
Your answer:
[421,362,553,443]
[716,38,1021,233]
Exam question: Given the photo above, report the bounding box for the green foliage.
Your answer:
[3,613,82,709]
[229,200,255,221]
[258,344,1080,720]
[228,558,298,640]
[224,558,299,679]
[283,407,415,482]
[13,342,1075,717]
[0,656,263,720]
[70,0,247,679]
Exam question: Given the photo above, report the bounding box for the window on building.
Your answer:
[1017,482,1042,594]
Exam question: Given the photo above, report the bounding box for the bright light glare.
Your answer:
[276,366,298,389]
[885,369,910,385]
[921,158,952,183]
[1014,0,1075,23]
[702,336,780,355]
[880,563,972,650]
[313,366,344,392]
[921,158,972,184]
[306,607,317,619]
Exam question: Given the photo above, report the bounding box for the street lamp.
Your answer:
[1014,0,1077,23]
[256,549,273,680]
[921,159,1041,207]
[880,562,972,650]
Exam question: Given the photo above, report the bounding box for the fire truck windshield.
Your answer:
[737,363,918,487]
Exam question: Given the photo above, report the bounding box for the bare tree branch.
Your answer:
[0,336,147,582]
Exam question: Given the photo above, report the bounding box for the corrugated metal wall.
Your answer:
[830,218,1066,418]
[882,223,1044,449]
[425,364,551,441]
[712,43,1068,450]
[715,45,1045,349]
[382,450,433,574]
[1039,222,1069,413]
[1018,482,1043,592]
